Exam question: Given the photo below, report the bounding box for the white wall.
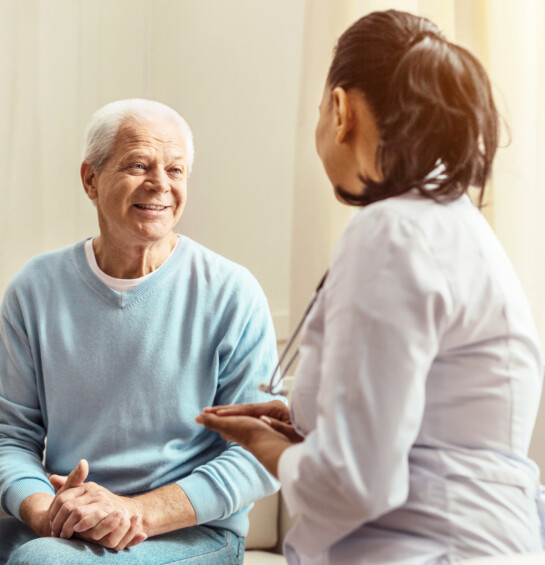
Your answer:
[0,0,305,339]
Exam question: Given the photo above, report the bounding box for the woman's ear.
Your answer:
[81,161,98,200]
[331,86,352,144]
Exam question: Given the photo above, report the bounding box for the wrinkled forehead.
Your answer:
[112,117,188,160]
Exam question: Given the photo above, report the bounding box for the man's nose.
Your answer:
[145,167,170,192]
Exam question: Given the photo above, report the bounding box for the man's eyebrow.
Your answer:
[121,151,150,161]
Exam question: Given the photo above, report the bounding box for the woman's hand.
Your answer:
[196,409,299,477]
[202,400,303,443]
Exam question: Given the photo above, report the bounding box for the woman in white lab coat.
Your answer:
[196,9,544,564]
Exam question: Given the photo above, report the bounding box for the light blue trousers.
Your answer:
[0,517,245,565]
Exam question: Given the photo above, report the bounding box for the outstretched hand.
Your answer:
[202,400,303,444]
[48,459,147,551]
[196,401,303,477]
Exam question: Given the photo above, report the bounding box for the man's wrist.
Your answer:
[19,492,54,537]
[130,484,197,538]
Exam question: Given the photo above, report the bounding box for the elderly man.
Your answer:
[0,99,278,564]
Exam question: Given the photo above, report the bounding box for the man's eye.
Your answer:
[126,163,145,172]
[171,167,183,175]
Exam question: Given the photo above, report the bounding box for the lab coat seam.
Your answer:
[451,206,516,452]
[397,215,455,337]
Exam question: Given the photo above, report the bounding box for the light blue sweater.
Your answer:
[0,236,279,536]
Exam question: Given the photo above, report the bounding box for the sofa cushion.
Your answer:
[243,550,287,564]
[245,492,279,549]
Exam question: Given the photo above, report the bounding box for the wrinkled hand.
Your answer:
[48,460,147,551]
[203,400,303,443]
[19,492,55,538]
[196,404,299,477]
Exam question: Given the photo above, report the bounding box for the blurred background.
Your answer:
[1,0,544,461]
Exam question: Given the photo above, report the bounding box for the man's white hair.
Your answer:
[83,99,195,173]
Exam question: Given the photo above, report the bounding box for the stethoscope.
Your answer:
[258,164,449,396]
[258,270,329,396]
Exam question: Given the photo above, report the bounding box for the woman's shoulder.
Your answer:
[345,192,475,245]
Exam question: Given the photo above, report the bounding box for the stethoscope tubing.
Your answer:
[259,270,329,395]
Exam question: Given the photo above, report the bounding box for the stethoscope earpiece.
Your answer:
[258,382,288,396]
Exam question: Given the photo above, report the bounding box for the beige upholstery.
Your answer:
[244,491,289,563]
[246,492,280,550]
[243,550,287,564]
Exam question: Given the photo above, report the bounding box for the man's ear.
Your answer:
[81,161,98,200]
[331,86,353,144]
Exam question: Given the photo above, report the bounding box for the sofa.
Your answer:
[244,489,291,564]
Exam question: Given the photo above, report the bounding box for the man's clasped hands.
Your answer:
[25,460,147,552]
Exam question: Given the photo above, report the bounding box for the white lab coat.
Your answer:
[278,192,544,564]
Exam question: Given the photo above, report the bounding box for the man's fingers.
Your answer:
[114,514,146,551]
[91,510,131,548]
[58,505,94,540]
[124,532,147,549]
[49,485,89,536]
[49,474,67,490]
[72,505,110,534]
[51,459,89,495]
[65,459,89,489]
[85,510,125,542]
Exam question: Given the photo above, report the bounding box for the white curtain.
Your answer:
[289,0,545,348]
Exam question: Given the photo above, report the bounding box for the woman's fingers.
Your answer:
[260,416,304,443]
[196,413,288,449]
[197,413,297,477]
[203,400,291,423]
[196,413,250,443]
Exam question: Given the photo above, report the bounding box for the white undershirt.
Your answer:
[84,236,181,292]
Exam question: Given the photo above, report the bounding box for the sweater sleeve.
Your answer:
[177,285,281,525]
[0,288,55,519]
[278,210,451,557]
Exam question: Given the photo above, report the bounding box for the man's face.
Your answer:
[83,118,188,248]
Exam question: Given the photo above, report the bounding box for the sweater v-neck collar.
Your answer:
[72,236,187,308]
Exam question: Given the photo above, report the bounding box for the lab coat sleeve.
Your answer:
[278,208,452,557]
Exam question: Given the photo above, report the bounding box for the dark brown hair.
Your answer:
[327,10,499,207]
